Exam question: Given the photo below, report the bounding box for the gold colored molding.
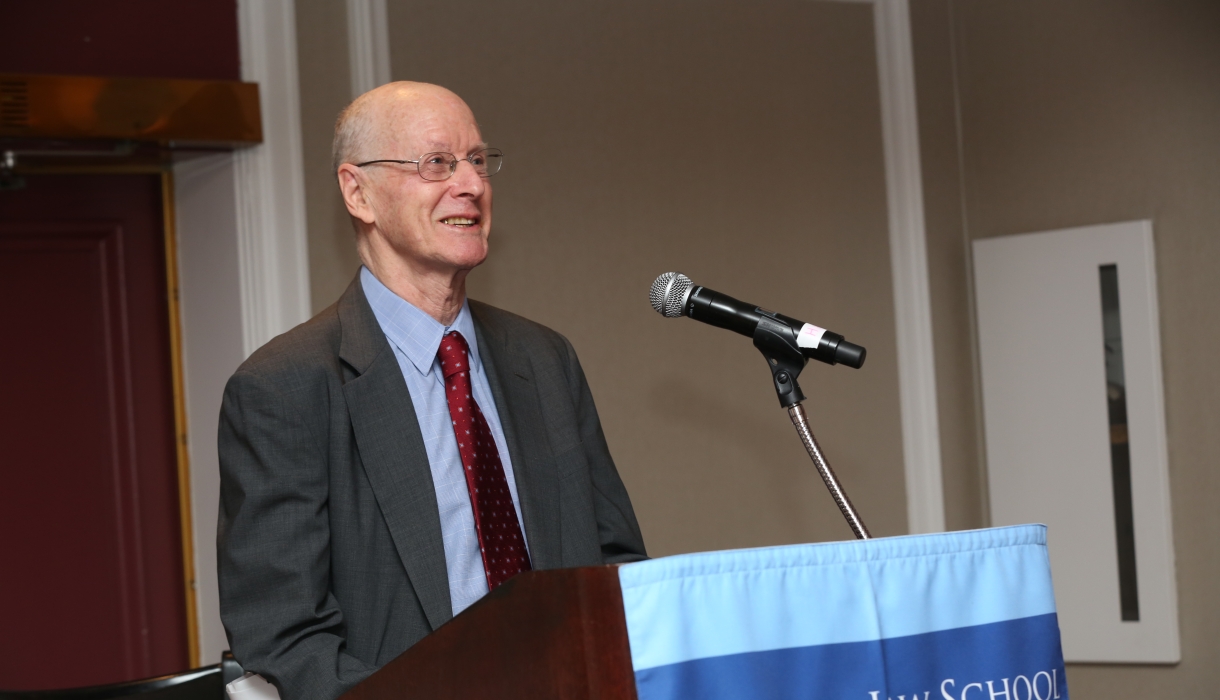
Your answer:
[1,73,261,146]
[161,171,201,668]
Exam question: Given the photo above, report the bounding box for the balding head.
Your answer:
[333,81,478,175]
[333,81,493,323]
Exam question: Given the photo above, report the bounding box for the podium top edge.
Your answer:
[618,524,1047,589]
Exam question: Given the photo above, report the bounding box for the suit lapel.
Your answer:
[338,278,452,630]
[471,302,562,570]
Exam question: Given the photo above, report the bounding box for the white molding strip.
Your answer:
[346,0,392,99]
[823,0,945,532]
[870,0,945,533]
[235,0,313,357]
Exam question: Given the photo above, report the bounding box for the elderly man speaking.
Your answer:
[217,82,647,700]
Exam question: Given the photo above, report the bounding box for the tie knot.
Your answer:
[437,330,471,379]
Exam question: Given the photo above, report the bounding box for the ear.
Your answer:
[337,164,377,225]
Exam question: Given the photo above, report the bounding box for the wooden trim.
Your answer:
[0,73,261,146]
[160,170,201,668]
[12,164,169,175]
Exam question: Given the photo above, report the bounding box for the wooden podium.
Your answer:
[341,566,637,700]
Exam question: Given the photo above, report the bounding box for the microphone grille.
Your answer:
[649,272,693,318]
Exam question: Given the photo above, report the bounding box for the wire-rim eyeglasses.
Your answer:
[354,148,503,182]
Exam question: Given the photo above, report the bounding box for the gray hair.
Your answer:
[332,91,381,176]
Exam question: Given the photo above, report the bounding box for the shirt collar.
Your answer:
[360,266,481,377]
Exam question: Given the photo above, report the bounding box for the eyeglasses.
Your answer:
[354,148,504,181]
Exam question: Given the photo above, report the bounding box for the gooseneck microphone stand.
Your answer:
[787,405,871,539]
[753,316,872,540]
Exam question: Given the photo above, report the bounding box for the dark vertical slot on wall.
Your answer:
[1099,263,1139,621]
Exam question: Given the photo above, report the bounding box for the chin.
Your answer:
[447,245,489,271]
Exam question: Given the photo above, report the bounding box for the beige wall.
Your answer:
[297,0,912,554]
[298,0,1219,694]
[912,0,1220,695]
[390,0,911,552]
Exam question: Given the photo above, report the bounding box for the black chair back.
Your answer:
[1,652,246,700]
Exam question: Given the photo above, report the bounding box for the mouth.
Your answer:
[439,216,480,228]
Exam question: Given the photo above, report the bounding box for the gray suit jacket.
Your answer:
[217,275,647,700]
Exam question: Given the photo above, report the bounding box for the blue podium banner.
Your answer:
[618,525,1067,700]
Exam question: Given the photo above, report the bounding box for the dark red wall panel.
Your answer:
[0,175,187,689]
[0,0,238,685]
[0,1,240,81]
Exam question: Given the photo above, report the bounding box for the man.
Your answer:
[217,82,647,700]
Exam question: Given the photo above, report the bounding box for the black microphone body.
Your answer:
[684,285,867,369]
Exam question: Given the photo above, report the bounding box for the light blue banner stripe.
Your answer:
[619,525,1056,672]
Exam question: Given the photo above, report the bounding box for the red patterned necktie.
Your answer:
[437,330,532,590]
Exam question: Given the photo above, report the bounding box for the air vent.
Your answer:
[0,79,30,129]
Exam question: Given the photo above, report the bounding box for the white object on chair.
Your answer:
[226,672,282,700]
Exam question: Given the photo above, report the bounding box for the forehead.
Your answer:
[383,98,485,155]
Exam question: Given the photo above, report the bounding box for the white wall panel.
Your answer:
[973,221,1178,663]
[174,154,245,665]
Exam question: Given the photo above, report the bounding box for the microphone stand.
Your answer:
[753,318,872,540]
[787,404,871,539]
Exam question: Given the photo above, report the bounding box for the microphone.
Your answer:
[649,272,867,369]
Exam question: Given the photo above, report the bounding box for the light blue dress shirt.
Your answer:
[360,267,529,616]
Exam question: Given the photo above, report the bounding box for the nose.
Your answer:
[448,158,486,198]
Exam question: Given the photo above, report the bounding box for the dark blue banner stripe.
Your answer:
[634,613,1068,700]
